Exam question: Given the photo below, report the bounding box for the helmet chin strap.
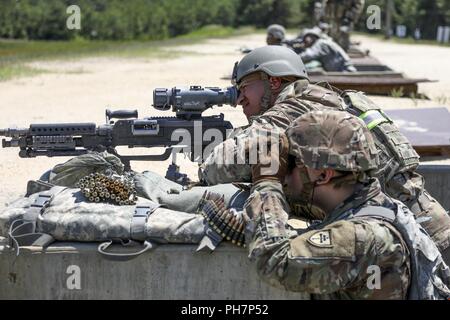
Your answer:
[259,74,295,114]
[260,73,272,113]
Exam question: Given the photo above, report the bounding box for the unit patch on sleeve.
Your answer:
[307,230,332,248]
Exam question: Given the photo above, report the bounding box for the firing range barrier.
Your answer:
[0,163,448,299]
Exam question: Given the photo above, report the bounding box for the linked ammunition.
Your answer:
[78,173,137,206]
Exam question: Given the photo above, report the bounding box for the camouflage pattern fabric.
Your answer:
[286,110,379,173]
[200,79,450,260]
[0,187,206,244]
[134,170,250,213]
[47,151,125,187]
[200,123,286,185]
[243,178,411,299]
[300,38,356,72]
[322,0,365,51]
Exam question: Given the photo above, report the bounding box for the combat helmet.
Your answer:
[286,109,379,177]
[266,24,286,44]
[232,45,308,85]
[231,46,308,115]
[301,27,322,40]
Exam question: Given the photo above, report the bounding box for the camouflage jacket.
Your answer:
[323,0,365,27]
[300,38,355,72]
[199,79,344,185]
[243,178,411,299]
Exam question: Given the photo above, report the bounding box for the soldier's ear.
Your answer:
[316,169,334,185]
[269,76,282,90]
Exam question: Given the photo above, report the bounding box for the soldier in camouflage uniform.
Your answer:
[199,45,450,264]
[299,28,356,72]
[320,0,365,51]
[242,110,450,299]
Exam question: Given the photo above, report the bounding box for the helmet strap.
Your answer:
[286,165,326,220]
[260,73,272,113]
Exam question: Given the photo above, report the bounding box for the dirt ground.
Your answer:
[1,33,449,211]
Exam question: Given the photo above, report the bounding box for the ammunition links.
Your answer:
[198,191,246,248]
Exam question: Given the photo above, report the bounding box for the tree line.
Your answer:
[0,0,448,41]
[361,0,450,40]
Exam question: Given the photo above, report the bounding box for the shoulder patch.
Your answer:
[308,230,332,248]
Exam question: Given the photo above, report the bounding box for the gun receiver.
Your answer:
[1,86,236,178]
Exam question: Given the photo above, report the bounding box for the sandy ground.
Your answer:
[1,33,449,211]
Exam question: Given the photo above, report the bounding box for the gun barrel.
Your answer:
[0,128,29,137]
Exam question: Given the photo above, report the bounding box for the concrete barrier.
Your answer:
[0,239,308,300]
[0,163,448,300]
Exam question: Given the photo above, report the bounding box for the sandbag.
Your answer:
[0,187,206,244]
[46,151,125,187]
[134,171,250,213]
[37,152,250,213]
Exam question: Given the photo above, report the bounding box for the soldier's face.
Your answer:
[266,35,281,45]
[285,165,323,195]
[236,79,265,119]
[285,166,306,194]
[303,36,316,48]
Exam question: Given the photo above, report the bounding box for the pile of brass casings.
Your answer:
[77,173,138,206]
[198,192,246,247]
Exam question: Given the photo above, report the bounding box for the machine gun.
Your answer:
[281,38,305,54]
[1,85,237,185]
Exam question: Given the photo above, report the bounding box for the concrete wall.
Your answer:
[0,163,448,300]
[0,239,308,300]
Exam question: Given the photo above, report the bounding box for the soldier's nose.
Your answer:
[236,92,246,106]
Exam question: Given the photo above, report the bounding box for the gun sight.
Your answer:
[153,85,238,119]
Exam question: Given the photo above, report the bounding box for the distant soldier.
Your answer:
[266,24,286,45]
[199,46,450,265]
[266,24,304,54]
[321,0,365,51]
[299,28,356,72]
[242,110,450,299]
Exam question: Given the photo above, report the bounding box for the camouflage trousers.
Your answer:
[386,171,450,265]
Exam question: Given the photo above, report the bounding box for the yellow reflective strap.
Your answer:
[359,110,388,130]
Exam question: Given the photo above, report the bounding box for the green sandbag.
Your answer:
[48,151,124,187]
[134,171,250,213]
[0,187,206,244]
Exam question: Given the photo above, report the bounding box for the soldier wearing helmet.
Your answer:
[266,24,305,54]
[242,110,450,299]
[199,45,450,265]
[300,28,356,72]
[266,24,286,45]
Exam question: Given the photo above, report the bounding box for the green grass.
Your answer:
[0,63,50,81]
[0,25,255,81]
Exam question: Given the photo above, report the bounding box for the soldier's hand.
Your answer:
[251,132,289,184]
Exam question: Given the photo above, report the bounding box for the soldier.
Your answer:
[266,24,286,46]
[299,28,356,72]
[266,24,304,54]
[242,110,450,299]
[322,0,366,51]
[199,45,450,264]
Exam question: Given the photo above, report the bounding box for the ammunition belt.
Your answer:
[77,172,137,206]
